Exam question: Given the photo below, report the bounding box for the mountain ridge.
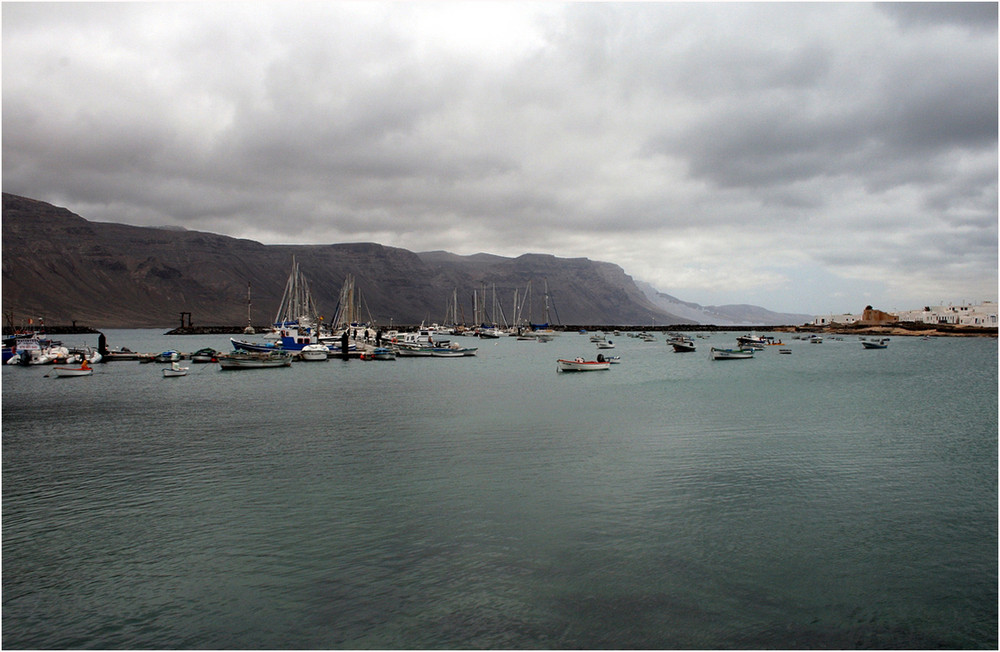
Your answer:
[2,193,812,328]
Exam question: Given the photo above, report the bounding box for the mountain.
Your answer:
[636,281,813,327]
[2,194,810,328]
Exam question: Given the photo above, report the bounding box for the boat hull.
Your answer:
[163,368,189,377]
[218,353,293,369]
[710,347,754,360]
[557,359,610,372]
[53,367,93,377]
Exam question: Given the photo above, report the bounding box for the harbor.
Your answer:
[3,329,996,649]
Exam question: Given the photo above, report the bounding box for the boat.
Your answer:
[670,339,696,352]
[190,348,219,363]
[299,344,329,361]
[862,339,889,349]
[154,350,180,363]
[218,351,293,369]
[557,357,611,372]
[359,347,396,361]
[52,363,94,377]
[596,340,615,349]
[779,348,792,354]
[710,347,754,360]
[163,362,189,377]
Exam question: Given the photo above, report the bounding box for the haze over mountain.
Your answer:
[2,194,812,329]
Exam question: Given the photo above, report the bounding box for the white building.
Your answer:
[896,301,997,326]
[812,312,862,326]
[813,301,997,327]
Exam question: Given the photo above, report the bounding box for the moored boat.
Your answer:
[862,339,889,349]
[557,357,611,372]
[670,339,696,352]
[52,363,94,377]
[299,344,329,361]
[218,351,293,370]
[190,348,219,363]
[163,362,189,377]
[710,347,754,360]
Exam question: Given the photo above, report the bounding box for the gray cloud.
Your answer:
[2,2,995,314]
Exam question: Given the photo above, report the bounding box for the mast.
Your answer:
[244,281,255,334]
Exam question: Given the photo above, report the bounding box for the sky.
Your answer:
[3,2,997,315]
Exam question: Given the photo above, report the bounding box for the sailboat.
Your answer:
[530,278,559,337]
[231,258,330,354]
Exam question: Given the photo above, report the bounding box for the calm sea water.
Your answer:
[3,330,997,649]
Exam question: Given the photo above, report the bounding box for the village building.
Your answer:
[812,300,997,327]
[896,301,998,327]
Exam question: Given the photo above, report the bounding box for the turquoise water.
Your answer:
[3,330,997,648]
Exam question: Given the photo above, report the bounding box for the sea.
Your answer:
[2,329,997,649]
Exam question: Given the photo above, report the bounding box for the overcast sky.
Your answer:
[3,2,996,315]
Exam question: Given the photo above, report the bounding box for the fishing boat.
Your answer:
[670,339,696,352]
[710,347,754,360]
[430,344,478,357]
[154,350,180,363]
[218,351,293,370]
[163,362,189,377]
[557,357,611,372]
[52,364,94,377]
[862,339,889,349]
[596,340,615,349]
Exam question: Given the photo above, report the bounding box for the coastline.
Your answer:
[5,323,995,338]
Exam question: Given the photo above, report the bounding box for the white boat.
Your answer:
[596,340,615,349]
[218,351,293,369]
[52,365,94,377]
[862,339,889,349]
[163,363,189,377]
[557,357,611,372]
[299,344,329,361]
[710,347,754,360]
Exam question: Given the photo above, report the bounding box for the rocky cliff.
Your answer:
[3,193,697,328]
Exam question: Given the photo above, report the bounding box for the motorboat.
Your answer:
[862,339,889,349]
[710,347,754,360]
[163,363,189,377]
[190,348,218,363]
[299,344,329,361]
[670,339,696,352]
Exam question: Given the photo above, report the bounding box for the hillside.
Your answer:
[4,194,705,328]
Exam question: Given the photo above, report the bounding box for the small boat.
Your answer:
[710,347,754,360]
[779,348,792,354]
[52,364,94,377]
[190,348,219,363]
[218,351,293,369]
[862,339,889,349]
[163,363,189,377]
[670,339,696,352]
[299,344,329,361]
[371,347,396,360]
[596,340,615,349]
[557,357,611,372]
[154,350,180,363]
